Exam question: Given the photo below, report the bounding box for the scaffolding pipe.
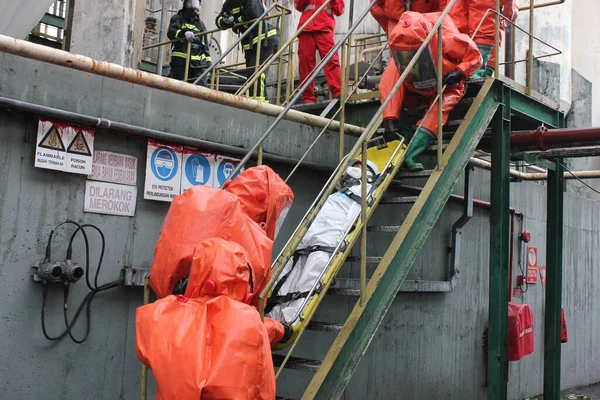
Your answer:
[156,0,167,76]
[469,157,600,181]
[0,34,364,135]
[0,96,332,172]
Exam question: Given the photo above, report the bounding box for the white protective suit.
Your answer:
[267,174,374,325]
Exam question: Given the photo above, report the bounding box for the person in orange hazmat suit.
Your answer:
[380,12,482,171]
[149,165,294,345]
[137,238,276,400]
[468,0,518,78]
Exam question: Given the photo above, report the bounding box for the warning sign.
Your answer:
[144,141,183,202]
[84,181,137,217]
[181,149,215,191]
[526,247,538,284]
[215,155,243,188]
[90,151,138,185]
[35,120,95,175]
[67,131,93,156]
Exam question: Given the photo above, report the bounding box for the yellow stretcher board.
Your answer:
[273,139,406,350]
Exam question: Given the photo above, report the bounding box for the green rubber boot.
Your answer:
[403,128,435,172]
[472,44,493,79]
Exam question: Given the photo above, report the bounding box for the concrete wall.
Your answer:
[572,0,600,127]
[70,0,146,68]
[514,0,572,111]
[0,52,350,169]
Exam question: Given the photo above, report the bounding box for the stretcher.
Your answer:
[267,136,407,350]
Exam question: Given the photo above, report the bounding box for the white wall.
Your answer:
[571,0,600,126]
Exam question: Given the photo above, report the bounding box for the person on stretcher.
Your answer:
[266,159,380,328]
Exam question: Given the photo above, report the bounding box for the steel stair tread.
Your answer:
[307,321,344,332]
[272,354,322,372]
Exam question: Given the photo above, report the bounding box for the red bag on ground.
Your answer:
[136,238,276,400]
[507,302,534,361]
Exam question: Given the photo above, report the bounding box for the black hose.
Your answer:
[40,221,123,344]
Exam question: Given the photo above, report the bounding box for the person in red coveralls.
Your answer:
[295,0,345,103]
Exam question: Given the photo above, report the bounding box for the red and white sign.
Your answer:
[35,120,95,175]
[90,151,137,185]
[84,181,137,217]
[526,246,538,284]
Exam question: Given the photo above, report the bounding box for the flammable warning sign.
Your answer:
[35,120,95,175]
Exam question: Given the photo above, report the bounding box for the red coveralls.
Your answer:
[380,12,482,135]
[296,0,344,103]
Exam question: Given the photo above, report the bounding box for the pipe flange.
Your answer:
[534,125,548,150]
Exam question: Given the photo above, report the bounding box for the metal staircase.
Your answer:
[269,70,564,399]
[270,78,498,399]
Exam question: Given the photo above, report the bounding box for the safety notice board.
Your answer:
[144,141,242,202]
[35,120,95,175]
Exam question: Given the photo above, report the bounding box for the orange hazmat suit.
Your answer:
[137,238,276,400]
[380,12,482,135]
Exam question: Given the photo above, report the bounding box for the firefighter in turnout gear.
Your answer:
[168,0,212,85]
[216,0,279,102]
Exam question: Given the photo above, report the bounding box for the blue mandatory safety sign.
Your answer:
[150,147,179,181]
[185,154,212,185]
[216,159,240,186]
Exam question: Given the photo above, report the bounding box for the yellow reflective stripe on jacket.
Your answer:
[172,52,211,61]
[231,7,242,14]
[182,23,201,32]
[242,29,277,50]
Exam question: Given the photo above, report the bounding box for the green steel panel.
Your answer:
[40,13,65,29]
[303,80,500,400]
[543,159,564,399]
[509,87,561,128]
[488,84,511,400]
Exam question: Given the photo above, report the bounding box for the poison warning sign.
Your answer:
[35,120,95,175]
